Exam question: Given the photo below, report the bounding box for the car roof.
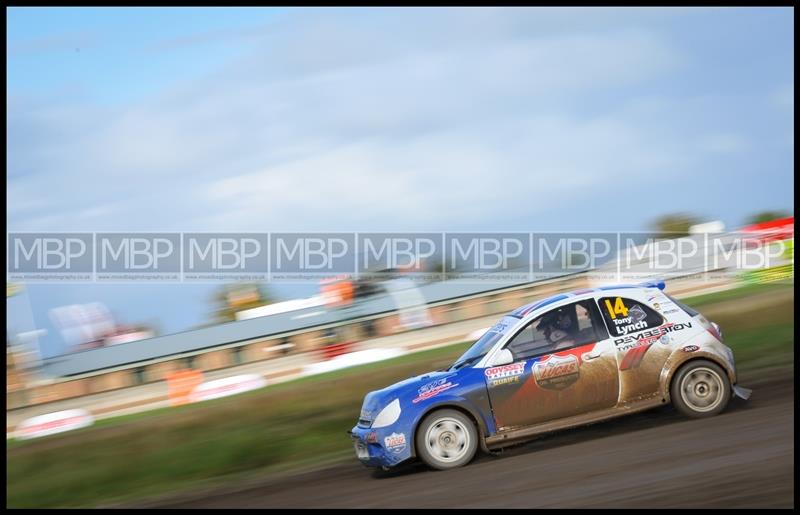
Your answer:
[509,280,666,318]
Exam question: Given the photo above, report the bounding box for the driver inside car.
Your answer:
[541,308,578,351]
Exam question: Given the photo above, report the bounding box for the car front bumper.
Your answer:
[348,425,413,468]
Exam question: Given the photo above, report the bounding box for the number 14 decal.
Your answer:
[604,298,628,319]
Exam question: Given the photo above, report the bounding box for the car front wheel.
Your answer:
[415,409,478,470]
[671,360,731,418]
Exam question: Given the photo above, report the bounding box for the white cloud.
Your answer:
[198,113,686,231]
[8,8,785,234]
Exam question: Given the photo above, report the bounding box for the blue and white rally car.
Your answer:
[350,281,751,470]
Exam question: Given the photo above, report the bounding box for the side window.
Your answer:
[598,296,664,337]
[505,300,605,361]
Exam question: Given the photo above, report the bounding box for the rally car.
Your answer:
[350,281,751,470]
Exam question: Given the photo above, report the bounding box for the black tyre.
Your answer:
[670,360,731,418]
[415,409,478,470]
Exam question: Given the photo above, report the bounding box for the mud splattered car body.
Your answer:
[350,281,750,470]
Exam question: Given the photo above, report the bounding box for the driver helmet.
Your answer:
[553,310,572,331]
[543,309,573,344]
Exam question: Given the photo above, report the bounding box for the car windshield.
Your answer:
[450,316,519,370]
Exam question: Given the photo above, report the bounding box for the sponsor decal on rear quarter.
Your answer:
[614,322,693,350]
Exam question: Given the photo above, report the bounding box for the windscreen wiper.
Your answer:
[450,355,483,371]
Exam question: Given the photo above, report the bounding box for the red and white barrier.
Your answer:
[15,409,94,440]
[189,374,267,403]
[303,348,406,376]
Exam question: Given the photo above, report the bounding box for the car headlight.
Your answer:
[371,399,401,428]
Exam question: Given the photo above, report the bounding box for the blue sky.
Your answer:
[6,7,794,357]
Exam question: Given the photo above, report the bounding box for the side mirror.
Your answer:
[489,348,514,367]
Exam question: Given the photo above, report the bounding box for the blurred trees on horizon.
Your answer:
[210,283,276,324]
[745,210,792,225]
[651,213,701,237]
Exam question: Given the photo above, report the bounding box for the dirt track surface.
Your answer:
[154,374,794,509]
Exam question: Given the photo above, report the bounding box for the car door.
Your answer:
[596,294,675,403]
[485,299,619,431]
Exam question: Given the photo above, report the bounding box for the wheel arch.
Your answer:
[411,402,490,457]
[660,353,735,402]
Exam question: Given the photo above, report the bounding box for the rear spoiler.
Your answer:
[638,279,666,291]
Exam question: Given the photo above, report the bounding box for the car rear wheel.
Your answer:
[415,409,478,470]
[671,360,731,418]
